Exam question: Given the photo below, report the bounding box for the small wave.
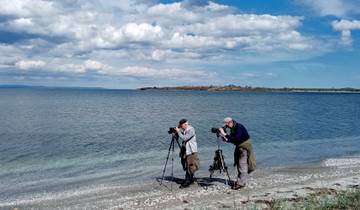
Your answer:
[0,184,121,207]
[322,157,360,167]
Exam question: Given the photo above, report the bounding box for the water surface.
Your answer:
[0,88,360,202]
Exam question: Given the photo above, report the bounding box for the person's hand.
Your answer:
[175,127,180,133]
[218,127,226,136]
[222,136,228,142]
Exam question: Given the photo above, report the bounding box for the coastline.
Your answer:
[2,156,360,210]
[1,85,359,94]
[139,85,360,93]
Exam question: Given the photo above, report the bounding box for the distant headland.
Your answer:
[139,85,360,93]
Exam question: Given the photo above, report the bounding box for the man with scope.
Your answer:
[174,119,199,188]
[217,117,256,190]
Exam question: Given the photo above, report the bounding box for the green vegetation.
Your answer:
[267,189,360,210]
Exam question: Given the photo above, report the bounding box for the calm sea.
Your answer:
[1,87,360,202]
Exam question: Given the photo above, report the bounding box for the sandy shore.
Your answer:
[2,157,360,210]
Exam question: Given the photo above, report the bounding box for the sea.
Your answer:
[1,87,360,204]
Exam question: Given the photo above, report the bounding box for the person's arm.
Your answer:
[219,128,228,142]
[177,127,195,141]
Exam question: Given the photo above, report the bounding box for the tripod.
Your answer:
[209,134,231,186]
[159,133,181,189]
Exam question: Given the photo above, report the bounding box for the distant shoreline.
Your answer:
[1,85,360,93]
[139,85,360,93]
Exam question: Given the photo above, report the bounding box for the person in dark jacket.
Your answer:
[219,117,256,190]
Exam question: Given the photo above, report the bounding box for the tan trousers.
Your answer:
[186,152,199,176]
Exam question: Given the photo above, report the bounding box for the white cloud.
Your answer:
[15,60,46,70]
[0,0,59,17]
[332,19,360,45]
[0,44,24,66]
[180,14,302,36]
[151,49,201,61]
[11,18,34,28]
[205,1,231,12]
[0,0,316,55]
[147,2,200,23]
[332,20,360,31]
[112,66,215,80]
[299,0,360,17]
[84,60,104,70]
[0,0,329,86]
[121,23,163,42]
[50,59,107,73]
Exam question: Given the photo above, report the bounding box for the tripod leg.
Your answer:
[224,166,232,186]
[160,138,174,185]
[219,151,231,186]
[219,153,227,186]
[171,138,174,190]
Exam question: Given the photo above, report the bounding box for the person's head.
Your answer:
[178,118,189,129]
[224,117,234,128]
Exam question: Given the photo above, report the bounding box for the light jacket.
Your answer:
[177,125,197,155]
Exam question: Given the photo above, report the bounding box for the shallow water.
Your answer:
[0,87,360,203]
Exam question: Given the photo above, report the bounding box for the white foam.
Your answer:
[322,157,360,167]
[0,184,124,207]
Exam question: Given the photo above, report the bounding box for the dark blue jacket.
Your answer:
[225,121,250,145]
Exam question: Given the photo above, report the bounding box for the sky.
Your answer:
[0,0,360,89]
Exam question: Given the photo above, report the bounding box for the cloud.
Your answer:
[104,66,215,81]
[121,23,163,42]
[297,0,360,46]
[83,60,105,70]
[332,19,360,45]
[85,23,164,49]
[0,0,59,17]
[49,59,108,73]
[180,14,302,36]
[151,49,201,61]
[181,0,208,8]
[0,44,24,65]
[205,1,232,12]
[10,58,213,82]
[147,2,199,23]
[1,0,314,53]
[0,0,330,87]
[298,0,360,17]
[15,60,46,70]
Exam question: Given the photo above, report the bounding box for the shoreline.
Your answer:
[2,156,360,209]
[2,85,360,94]
[139,85,360,93]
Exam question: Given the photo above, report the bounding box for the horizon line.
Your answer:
[1,84,360,90]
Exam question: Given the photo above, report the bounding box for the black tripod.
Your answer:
[159,133,181,189]
[209,134,231,186]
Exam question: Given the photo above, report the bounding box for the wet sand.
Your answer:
[2,157,360,210]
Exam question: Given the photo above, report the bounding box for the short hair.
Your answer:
[223,117,233,123]
[178,118,188,126]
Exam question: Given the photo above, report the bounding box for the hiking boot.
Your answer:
[179,180,191,189]
[231,183,245,190]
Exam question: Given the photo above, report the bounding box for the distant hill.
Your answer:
[139,85,360,93]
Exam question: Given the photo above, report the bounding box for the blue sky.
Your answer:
[0,0,360,88]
